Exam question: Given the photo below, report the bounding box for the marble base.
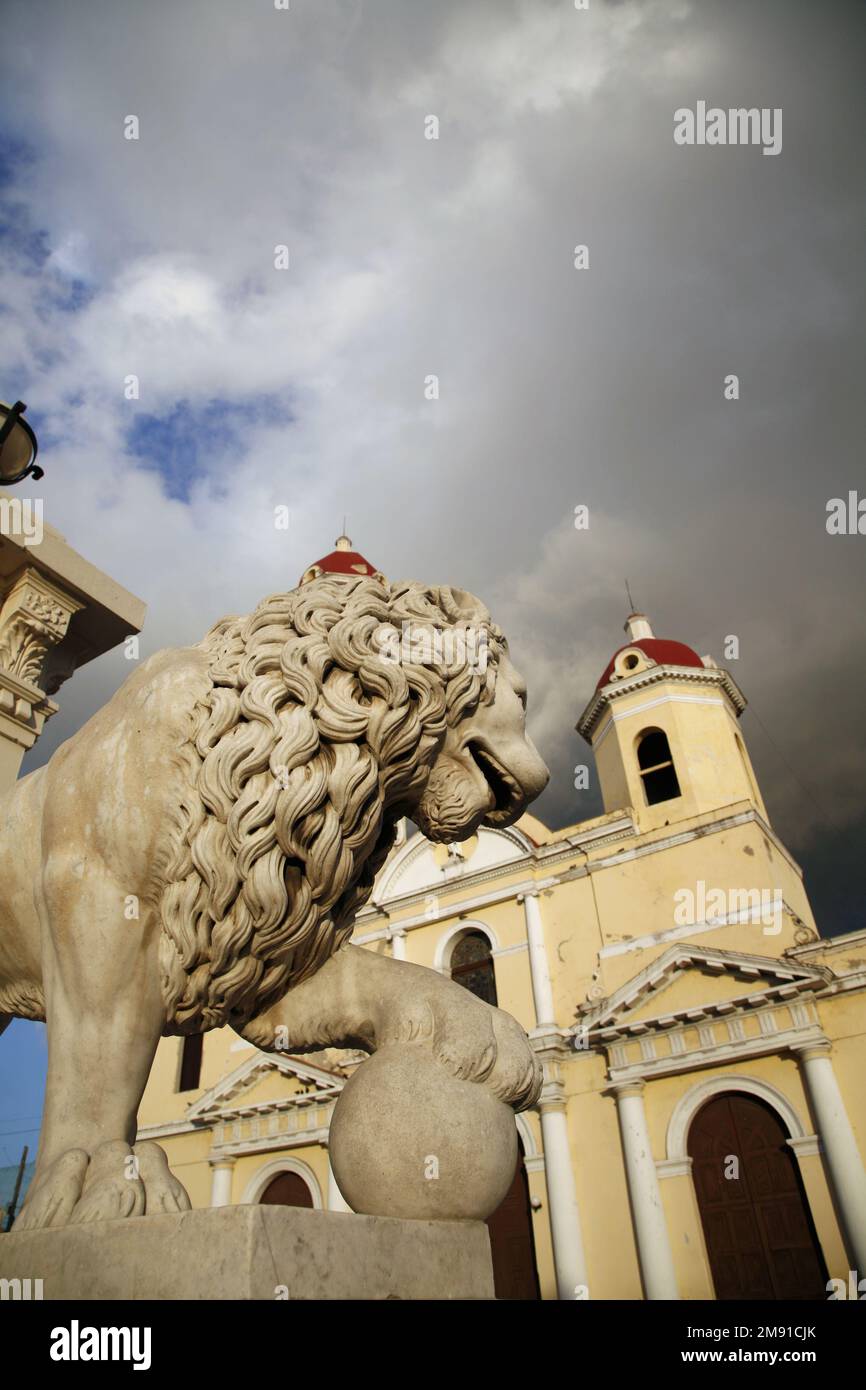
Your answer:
[0,1204,495,1300]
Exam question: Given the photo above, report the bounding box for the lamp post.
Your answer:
[0,401,42,485]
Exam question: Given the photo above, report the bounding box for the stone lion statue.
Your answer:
[0,574,548,1229]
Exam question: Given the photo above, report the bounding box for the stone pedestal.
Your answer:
[0,1204,496,1300]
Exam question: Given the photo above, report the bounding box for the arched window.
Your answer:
[637,728,681,805]
[177,1033,203,1092]
[450,930,498,1006]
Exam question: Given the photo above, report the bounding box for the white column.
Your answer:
[539,1079,589,1299]
[613,1082,679,1299]
[390,928,407,961]
[521,891,556,1028]
[795,1042,866,1271]
[327,1151,352,1213]
[209,1157,235,1207]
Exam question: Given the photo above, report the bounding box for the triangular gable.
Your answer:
[371,824,532,903]
[185,1050,345,1122]
[578,944,829,1040]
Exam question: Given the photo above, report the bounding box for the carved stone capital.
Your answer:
[0,566,84,695]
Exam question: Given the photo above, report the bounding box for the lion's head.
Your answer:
[158,575,548,1033]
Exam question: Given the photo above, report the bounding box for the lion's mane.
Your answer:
[157,575,505,1032]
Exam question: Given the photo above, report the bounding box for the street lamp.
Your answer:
[0,401,43,486]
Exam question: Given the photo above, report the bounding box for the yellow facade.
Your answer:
[138,614,866,1299]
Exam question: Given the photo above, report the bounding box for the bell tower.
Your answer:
[576,613,766,832]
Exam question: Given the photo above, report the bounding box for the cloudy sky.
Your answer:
[1,0,864,1163]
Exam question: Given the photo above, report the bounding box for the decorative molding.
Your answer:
[788,1135,822,1158]
[577,663,747,740]
[354,809,805,959]
[371,823,535,904]
[0,566,83,694]
[238,1154,324,1209]
[493,941,529,959]
[0,666,58,751]
[656,1157,693,1180]
[136,1115,199,1141]
[665,1074,810,1162]
[591,692,729,752]
[787,926,866,958]
[606,1023,827,1084]
[215,1103,332,1145]
[432,918,500,974]
[353,873,559,943]
[578,809,807,922]
[567,944,833,1084]
[354,818,637,930]
[599,896,803,961]
[515,1111,540,1162]
[530,1025,574,1058]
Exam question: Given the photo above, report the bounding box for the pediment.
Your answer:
[371,823,533,903]
[579,945,829,1040]
[186,1050,344,1123]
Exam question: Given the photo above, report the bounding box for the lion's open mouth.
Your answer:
[466,740,522,819]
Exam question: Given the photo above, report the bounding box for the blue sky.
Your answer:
[126,395,294,501]
[0,1021,45,1191]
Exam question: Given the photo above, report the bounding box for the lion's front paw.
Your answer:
[379,977,540,1111]
[69,1140,145,1225]
[13,1149,90,1231]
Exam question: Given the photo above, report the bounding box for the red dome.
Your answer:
[597,637,704,689]
[299,534,381,586]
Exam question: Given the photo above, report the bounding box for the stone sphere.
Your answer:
[329,1045,517,1221]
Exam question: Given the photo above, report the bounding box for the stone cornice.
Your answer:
[577,663,746,741]
[786,926,866,958]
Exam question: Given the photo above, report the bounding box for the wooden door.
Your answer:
[689,1093,828,1300]
[486,1147,541,1300]
[259,1170,315,1208]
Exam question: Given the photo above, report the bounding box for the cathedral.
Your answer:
[138,537,866,1300]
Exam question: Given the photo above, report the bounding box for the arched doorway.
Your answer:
[259,1170,315,1208]
[688,1093,828,1300]
[486,1139,541,1300]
